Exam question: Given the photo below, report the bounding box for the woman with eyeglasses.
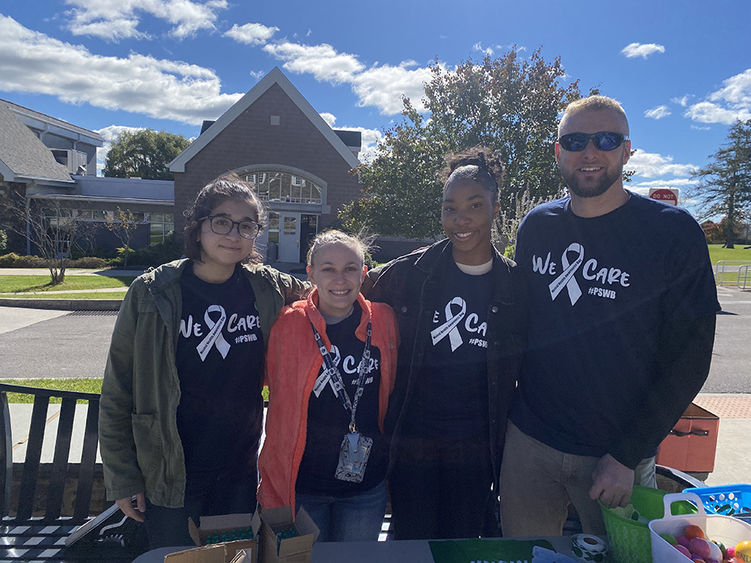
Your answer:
[99,173,308,549]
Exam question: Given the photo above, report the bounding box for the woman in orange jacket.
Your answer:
[258,230,399,541]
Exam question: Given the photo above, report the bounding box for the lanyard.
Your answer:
[310,318,372,433]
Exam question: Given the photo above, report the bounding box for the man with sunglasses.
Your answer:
[500,96,719,537]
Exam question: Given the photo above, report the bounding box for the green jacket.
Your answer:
[99,258,309,507]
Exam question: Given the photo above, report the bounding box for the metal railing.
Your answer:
[714,260,751,286]
[739,265,751,290]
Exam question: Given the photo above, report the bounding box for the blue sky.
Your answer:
[1,0,750,216]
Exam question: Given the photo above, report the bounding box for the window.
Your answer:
[147,213,174,245]
[267,212,280,244]
[243,170,322,204]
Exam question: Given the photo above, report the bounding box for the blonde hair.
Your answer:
[306,229,372,268]
[559,95,629,136]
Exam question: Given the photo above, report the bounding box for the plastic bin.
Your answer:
[649,492,751,562]
[600,485,695,563]
[682,484,751,517]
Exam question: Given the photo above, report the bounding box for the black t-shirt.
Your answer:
[511,194,720,458]
[296,302,387,496]
[176,263,265,474]
[412,261,493,439]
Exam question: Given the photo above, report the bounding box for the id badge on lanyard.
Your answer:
[310,319,373,483]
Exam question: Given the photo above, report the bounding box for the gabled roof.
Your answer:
[1,98,103,146]
[0,102,74,184]
[170,67,360,172]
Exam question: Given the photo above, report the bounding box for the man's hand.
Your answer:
[588,454,634,508]
[116,493,146,522]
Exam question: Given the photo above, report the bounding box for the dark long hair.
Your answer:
[183,173,266,264]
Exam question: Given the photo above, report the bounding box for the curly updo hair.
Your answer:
[183,172,266,264]
[439,146,505,202]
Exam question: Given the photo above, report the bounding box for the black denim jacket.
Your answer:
[361,239,527,491]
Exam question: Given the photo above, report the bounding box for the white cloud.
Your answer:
[336,126,383,163]
[352,63,433,114]
[672,95,690,107]
[621,42,666,59]
[625,149,696,178]
[64,0,228,40]
[224,22,278,45]
[249,70,265,81]
[684,101,751,125]
[0,15,242,125]
[263,41,365,84]
[94,125,144,175]
[263,39,433,115]
[644,105,671,119]
[473,42,493,57]
[319,112,336,127]
[629,178,696,188]
[684,69,751,124]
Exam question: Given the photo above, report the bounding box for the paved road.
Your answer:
[0,286,749,388]
[0,310,117,379]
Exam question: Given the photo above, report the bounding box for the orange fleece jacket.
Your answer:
[258,289,399,510]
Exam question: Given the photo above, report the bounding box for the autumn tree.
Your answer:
[341,49,587,238]
[103,129,189,180]
[691,119,751,248]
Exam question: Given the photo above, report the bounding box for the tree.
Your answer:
[105,207,143,266]
[341,49,588,238]
[3,189,83,283]
[103,129,189,180]
[691,119,751,248]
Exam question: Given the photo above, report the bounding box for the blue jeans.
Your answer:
[295,480,387,542]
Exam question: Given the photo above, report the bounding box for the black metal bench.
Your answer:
[0,382,145,562]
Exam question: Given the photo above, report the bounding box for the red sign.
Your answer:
[649,188,679,206]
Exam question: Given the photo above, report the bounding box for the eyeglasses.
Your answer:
[558,131,627,152]
[200,215,262,239]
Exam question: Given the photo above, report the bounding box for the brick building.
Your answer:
[170,67,362,264]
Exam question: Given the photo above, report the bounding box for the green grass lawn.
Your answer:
[0,274,135,294]
[0,291,127,299]
[0,378,102,403]
[707,244,751,264]
[0,378,270,402]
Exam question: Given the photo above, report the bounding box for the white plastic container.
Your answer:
[649,492,751,562]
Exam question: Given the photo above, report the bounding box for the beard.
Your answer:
[561,164,623,199]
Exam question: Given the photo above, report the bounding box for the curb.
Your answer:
[0,298,122,311]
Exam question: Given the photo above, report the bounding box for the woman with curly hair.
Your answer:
[362,147,527,539]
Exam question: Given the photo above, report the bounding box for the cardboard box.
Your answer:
[165,541,257,563]
[164,513,258,563]
[656,402,719,472]
[251,506,319,563]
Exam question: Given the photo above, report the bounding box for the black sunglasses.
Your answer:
[558,131,627,152]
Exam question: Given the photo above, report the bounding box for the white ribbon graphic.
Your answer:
[313,346,342,398]
[430,297,466,352]
[196,305,231,361]
[548,242,584,306]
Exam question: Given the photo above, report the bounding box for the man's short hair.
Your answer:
[559,95,629,136]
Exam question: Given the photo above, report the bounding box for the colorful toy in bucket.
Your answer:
[649,492,751,562]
